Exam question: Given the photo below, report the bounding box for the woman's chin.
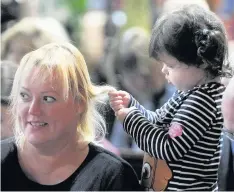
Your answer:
[26,136,47,146]
[25,131,49,146]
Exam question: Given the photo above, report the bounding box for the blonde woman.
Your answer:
[1,43,142,191]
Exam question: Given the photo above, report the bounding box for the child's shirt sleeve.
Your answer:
[129,91,179,125]
[123,89,217,162]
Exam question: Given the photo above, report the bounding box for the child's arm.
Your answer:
[123,89,217,162]
[109,90,178,124]
[128,92,178,124]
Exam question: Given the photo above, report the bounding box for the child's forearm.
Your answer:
[129,95,164,124]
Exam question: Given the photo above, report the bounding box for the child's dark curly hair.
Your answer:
[149,5,233,78]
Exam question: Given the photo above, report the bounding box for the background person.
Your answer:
[1,60,18,140]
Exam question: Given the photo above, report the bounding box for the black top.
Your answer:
[1,138,142,191]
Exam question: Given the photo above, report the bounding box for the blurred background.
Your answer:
[1,0,234,178]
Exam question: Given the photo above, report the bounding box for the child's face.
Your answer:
[159,53,206,91]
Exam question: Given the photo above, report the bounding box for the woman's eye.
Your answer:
[20,92,30,100]
[44,96,56,103]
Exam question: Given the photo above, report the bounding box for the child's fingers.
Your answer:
[108,91,120,97]
[110,100,123,106]
[110,101,123,112]
[113,105,124,112]
[122,96,130,103]
[116,90,128,97]
[109,95,123,102]
[110,103,123,112]
[108,90,128,98]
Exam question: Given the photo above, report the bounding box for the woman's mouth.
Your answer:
[29,122,48,127]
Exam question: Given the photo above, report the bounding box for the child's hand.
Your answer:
[114,107,136,122]
[108,90,131,112]
[108,90,132,122]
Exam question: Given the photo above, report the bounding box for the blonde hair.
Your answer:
[10,42,116,149]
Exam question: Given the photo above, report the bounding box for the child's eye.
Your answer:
[20,92,30,100]
[43,96,56,103]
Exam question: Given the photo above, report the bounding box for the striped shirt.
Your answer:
[123,82,225,191]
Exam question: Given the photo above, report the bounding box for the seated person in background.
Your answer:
[1,42,142,191]
[1,61,18,140]
[109,5,232,191]
[1,17,69,64]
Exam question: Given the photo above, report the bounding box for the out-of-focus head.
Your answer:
[1,60,18,139]
[80,11,106,73]
[116,27,164,102]
[161,0,210,13]
[10,42,112,149]
[150,5,232,79]
[1,17,70,64]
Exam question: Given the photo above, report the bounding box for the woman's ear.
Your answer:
[75,99,85,115]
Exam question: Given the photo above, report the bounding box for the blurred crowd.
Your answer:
[1,0,234,190]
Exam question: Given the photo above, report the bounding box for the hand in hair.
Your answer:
[108,90,134,122]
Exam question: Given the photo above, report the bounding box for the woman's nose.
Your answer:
[28,100,41,116]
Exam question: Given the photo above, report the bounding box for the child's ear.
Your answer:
[200,62,208,69]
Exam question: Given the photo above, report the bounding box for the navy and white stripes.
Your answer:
[123,82,225,191]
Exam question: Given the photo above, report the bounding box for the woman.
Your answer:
[1,43,141,191]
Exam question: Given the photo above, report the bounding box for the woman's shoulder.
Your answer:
[88,142,141,176]
[87,143,142,190]
[89,142,133,167]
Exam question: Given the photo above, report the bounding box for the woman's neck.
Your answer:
[18,139,89,184]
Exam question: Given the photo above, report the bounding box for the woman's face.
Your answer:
[17,67,84,146]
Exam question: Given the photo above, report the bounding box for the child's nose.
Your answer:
[161,64,168,75]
